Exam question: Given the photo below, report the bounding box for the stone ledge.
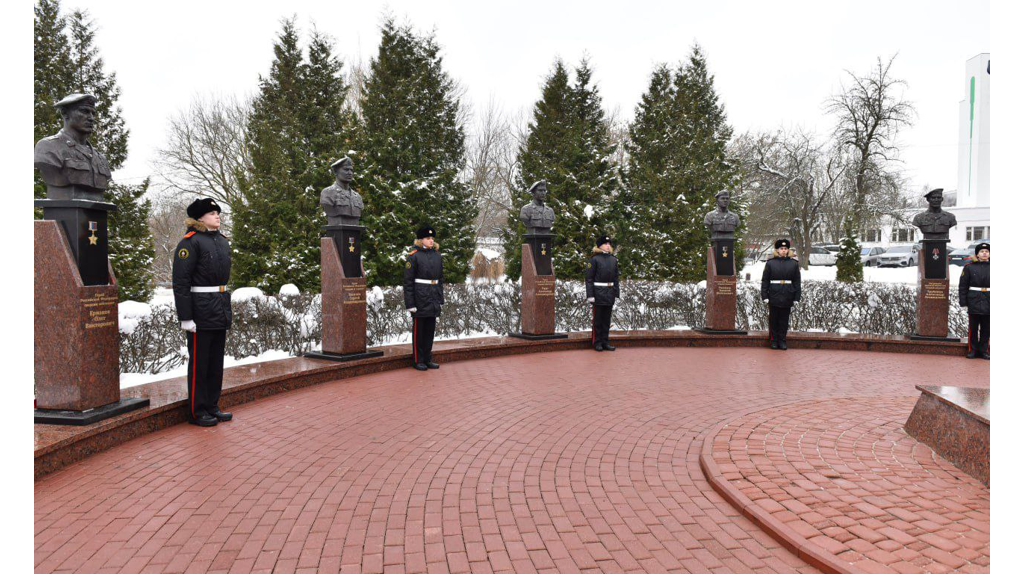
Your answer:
[35,329,966,479]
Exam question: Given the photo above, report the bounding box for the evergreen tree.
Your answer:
[835,217,863,282]
[34,0,73,200]
[106,179,155,302]
[232,21,355,292]
[502,59,616,281]
[358,19,476,287]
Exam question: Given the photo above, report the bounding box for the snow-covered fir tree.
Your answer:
[502,59,616,281]
[232,21,356,293]
[358,19,476,287]
[106,179,155,302]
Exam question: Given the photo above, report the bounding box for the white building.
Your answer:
[860,53,990,250]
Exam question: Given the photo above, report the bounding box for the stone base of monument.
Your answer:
[702,242,746,335]
[305,229,384,362]
[905,385,989,486]
[908,334,963,342]
[913,240,954,340]
[512,238,567,340]
[34,220,150,425]
[35,398,151,426]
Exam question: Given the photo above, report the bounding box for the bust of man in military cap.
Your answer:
[912,188,958,240]
[321,156,364,226]
[703,190,741,240]
[34,93,112,202]
[519,180,556,235]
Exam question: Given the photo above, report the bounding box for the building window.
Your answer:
[860,229,881,242]
[890,227,916,242]
[967,226,990,241]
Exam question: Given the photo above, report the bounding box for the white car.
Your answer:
[876,244,919,267]
[808,246,837,266]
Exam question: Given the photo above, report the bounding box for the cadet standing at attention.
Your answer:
[760,238,801,350]
[173,198,234,426]
[586,234,620,352]
[403,227,444,371]
[958,242,990,359]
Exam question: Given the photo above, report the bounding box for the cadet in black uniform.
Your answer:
[403,227,444,371]
[760,238,801,350]
[172,198,233,426]
[586,235,620,352]
[958,242,990,360]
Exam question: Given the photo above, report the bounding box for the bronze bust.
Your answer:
[703,190,740,240]
[34,93,112,202]
[912,189,957,240]
[519,180,556,235]
[321,156,364,226]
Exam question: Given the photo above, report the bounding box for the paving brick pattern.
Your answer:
[709,397,989,573]
[34,348,988,573]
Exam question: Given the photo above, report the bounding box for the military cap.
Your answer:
[187,198,222,219]
[416,226,436,239]
[975,242,990,254]
[54,93,98,109]
[714,190,731,198]
[331,156,353,170]
[774,238,791,249]
[596,234,612,247]
[528,180,548,194]
[924,188,944,199]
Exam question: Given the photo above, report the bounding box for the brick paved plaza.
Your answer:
[34,348,989,573]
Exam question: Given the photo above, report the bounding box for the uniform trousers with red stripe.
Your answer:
[592,305,613,346]
[186,330,226,419]
[768,306,792,343]
[968,314,990,355]
[412,316,437,365]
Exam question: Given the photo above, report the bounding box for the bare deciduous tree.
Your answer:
[153,94,251,215]
[465,97,521,239]
[147,190,193,285]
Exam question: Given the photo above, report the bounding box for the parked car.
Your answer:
[876,244,919,267]
[949,239,990,266]
[822,244,842,254]
[808,246,837,266]
[860,246,885,267]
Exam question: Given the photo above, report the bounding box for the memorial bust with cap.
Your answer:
[321,156,364,226]
[519,180,556,235]
[703,190,741,240]
[34,93,112,202]
[912,188,958,240]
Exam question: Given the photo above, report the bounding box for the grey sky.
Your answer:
[71,0,989,193]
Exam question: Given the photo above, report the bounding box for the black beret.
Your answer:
[596,235,612,247]
[774,238,791,249]
[187,198,221,219]
[416,226,436,239]
[975,242,990,254]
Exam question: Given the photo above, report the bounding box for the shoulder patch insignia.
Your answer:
[177,248,190,260]
[184,231,196,239]
[406,261,412,269]
[407,249,418,256]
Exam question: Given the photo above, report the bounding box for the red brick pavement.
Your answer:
[34,348,988,573]
[707,397,989,573]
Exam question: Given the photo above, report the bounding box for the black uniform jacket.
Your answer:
[958,258,990,315]
[586,250,620,306]
[172,225,233,330]
[403,246,444,318]
[760,255,802,308]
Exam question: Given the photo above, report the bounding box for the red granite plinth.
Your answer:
[915,256,951,338]
[35,220,120,411]
[905,385,989,485]
[704,246,741,332]
[320,237,368,355]
[520,243,556,335]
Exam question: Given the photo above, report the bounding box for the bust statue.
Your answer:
[321,156,364,226]
[912,188,957,240]
[703,190,740,240]
[519,180,556,235]
[34,93,112,202]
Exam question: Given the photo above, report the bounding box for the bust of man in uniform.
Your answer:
[321,156,364,226]
[703,190,741,240]
[34,93,112,202]
[912,188,958,240]
[519,180,556,235]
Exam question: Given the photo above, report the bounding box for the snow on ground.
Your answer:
[477,248,501,260]
[118,301,152,335]
[741,262,917,284]
[120,349,293,389]
[152,287,175,306]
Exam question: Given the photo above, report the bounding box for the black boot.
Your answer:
[966,349,977,359]
[189,413,218,427]
[602,343,616,351]
[426,362,440,369]
[770,340,778,350]
[414,363,429,371]
[779,340,788,350]
[594,344,604,352]
[980,351,990,360]
[210,409,232,422]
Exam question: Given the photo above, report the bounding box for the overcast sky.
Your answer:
[67,0,989,193]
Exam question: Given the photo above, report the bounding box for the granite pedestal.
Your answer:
[700,240,747,335]
[912,239,959,341]
[905,385,989,485]
[306,226,383,362]
[511,235,567,340]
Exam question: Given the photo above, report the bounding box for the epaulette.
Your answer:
[407,249,418,257]
[183,231,196,239]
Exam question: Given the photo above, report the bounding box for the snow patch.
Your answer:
[232,287,265,301]
[279,283,300,296]
[118,301,152,335]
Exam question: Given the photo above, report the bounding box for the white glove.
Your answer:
[763,299,769,304]
[587,297,595,304]
[181,320,197,332]
[408,307,417,314]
